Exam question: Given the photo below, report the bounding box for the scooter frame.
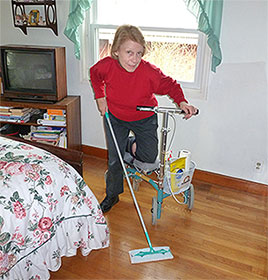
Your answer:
[125,106,195,225]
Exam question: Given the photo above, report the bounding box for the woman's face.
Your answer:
[115,40,144,72]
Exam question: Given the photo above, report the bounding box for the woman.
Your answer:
[90,24,197,213]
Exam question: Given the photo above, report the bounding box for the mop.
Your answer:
[105,112,174,264]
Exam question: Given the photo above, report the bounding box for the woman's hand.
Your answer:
[179,101,198,119]
[96,97,108,116]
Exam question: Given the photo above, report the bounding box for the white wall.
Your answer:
[0,0,267,184]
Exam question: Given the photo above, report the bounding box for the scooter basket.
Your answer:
[163,161,196,195]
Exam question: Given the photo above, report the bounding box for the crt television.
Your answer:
[0,45,67,103]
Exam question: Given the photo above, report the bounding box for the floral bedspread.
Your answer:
[0,137,109,279]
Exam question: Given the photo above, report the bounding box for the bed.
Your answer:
[0,136,109,279]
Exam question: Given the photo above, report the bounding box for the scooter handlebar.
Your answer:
[136,105,199,115]
[136,105,156,112]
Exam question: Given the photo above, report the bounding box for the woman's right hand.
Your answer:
[96,97,108,116]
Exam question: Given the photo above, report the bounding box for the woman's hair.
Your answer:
[111,25,146,59]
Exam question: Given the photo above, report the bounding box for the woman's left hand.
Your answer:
[179,101,198,119]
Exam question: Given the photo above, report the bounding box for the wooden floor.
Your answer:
[50,155,268,280]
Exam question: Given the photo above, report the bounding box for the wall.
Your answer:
[0,0,267,185]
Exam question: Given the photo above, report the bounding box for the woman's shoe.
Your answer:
[100,195,119,213]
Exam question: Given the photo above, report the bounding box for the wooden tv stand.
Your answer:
[0,95,81,151]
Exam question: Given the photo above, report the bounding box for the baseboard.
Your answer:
[193,169,267,196]
[82,144,108,159]
[82,145,268,196]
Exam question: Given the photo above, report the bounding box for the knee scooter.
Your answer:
[126,106,197,225]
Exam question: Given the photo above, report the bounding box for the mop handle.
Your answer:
[105,112,153,249]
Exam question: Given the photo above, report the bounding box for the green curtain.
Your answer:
[183,0,223,72]
[64,0,93,59]
[64,0,223,71]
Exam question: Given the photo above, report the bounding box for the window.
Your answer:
[82,0,211,99]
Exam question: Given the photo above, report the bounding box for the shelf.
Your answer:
[0,96,81,151]
[0,120,66,127]
[13,1,55,5]
[11,0,58,35]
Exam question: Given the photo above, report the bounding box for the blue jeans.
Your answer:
[104,111,158,197]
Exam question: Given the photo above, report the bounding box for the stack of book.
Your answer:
[0,106,32,123]
[0,106,13,117]
[30,126,67,147]
[37,108,66,126]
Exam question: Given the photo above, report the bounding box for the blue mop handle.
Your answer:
[105,112,153,249]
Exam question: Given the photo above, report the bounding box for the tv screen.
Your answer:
[3,50,55,94]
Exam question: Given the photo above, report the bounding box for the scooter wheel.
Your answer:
[187,184,194,210]
[132,177,141,191]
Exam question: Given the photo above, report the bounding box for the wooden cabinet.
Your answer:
[11,0,58,35]
[0,96,81,151]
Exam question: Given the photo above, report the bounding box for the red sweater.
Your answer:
[90,57,187,121]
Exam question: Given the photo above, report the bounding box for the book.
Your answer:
[46,109,66,116]
[0,112,12,116]
[37,119,66,126]
[43,112,66,121]
[31,126,64,134]
[10,107,31,113]
[0,113,31,121]
[30,129,67,147]
[31,138,60,146]
[0,106,13,113]
[31,132,60,140]
[0,117,30,123]
[10,108,32,116]
[58,131,67,148]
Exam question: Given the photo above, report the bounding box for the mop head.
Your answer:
[129,246,174,264]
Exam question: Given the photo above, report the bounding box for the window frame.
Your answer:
[81,0,211,100]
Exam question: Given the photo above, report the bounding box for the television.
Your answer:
[0,45,67,103]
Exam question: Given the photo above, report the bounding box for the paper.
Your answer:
[178,150,191,172]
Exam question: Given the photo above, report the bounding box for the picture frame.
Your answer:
[28,9,40,26]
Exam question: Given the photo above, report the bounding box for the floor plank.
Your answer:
[50,155,268,280]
